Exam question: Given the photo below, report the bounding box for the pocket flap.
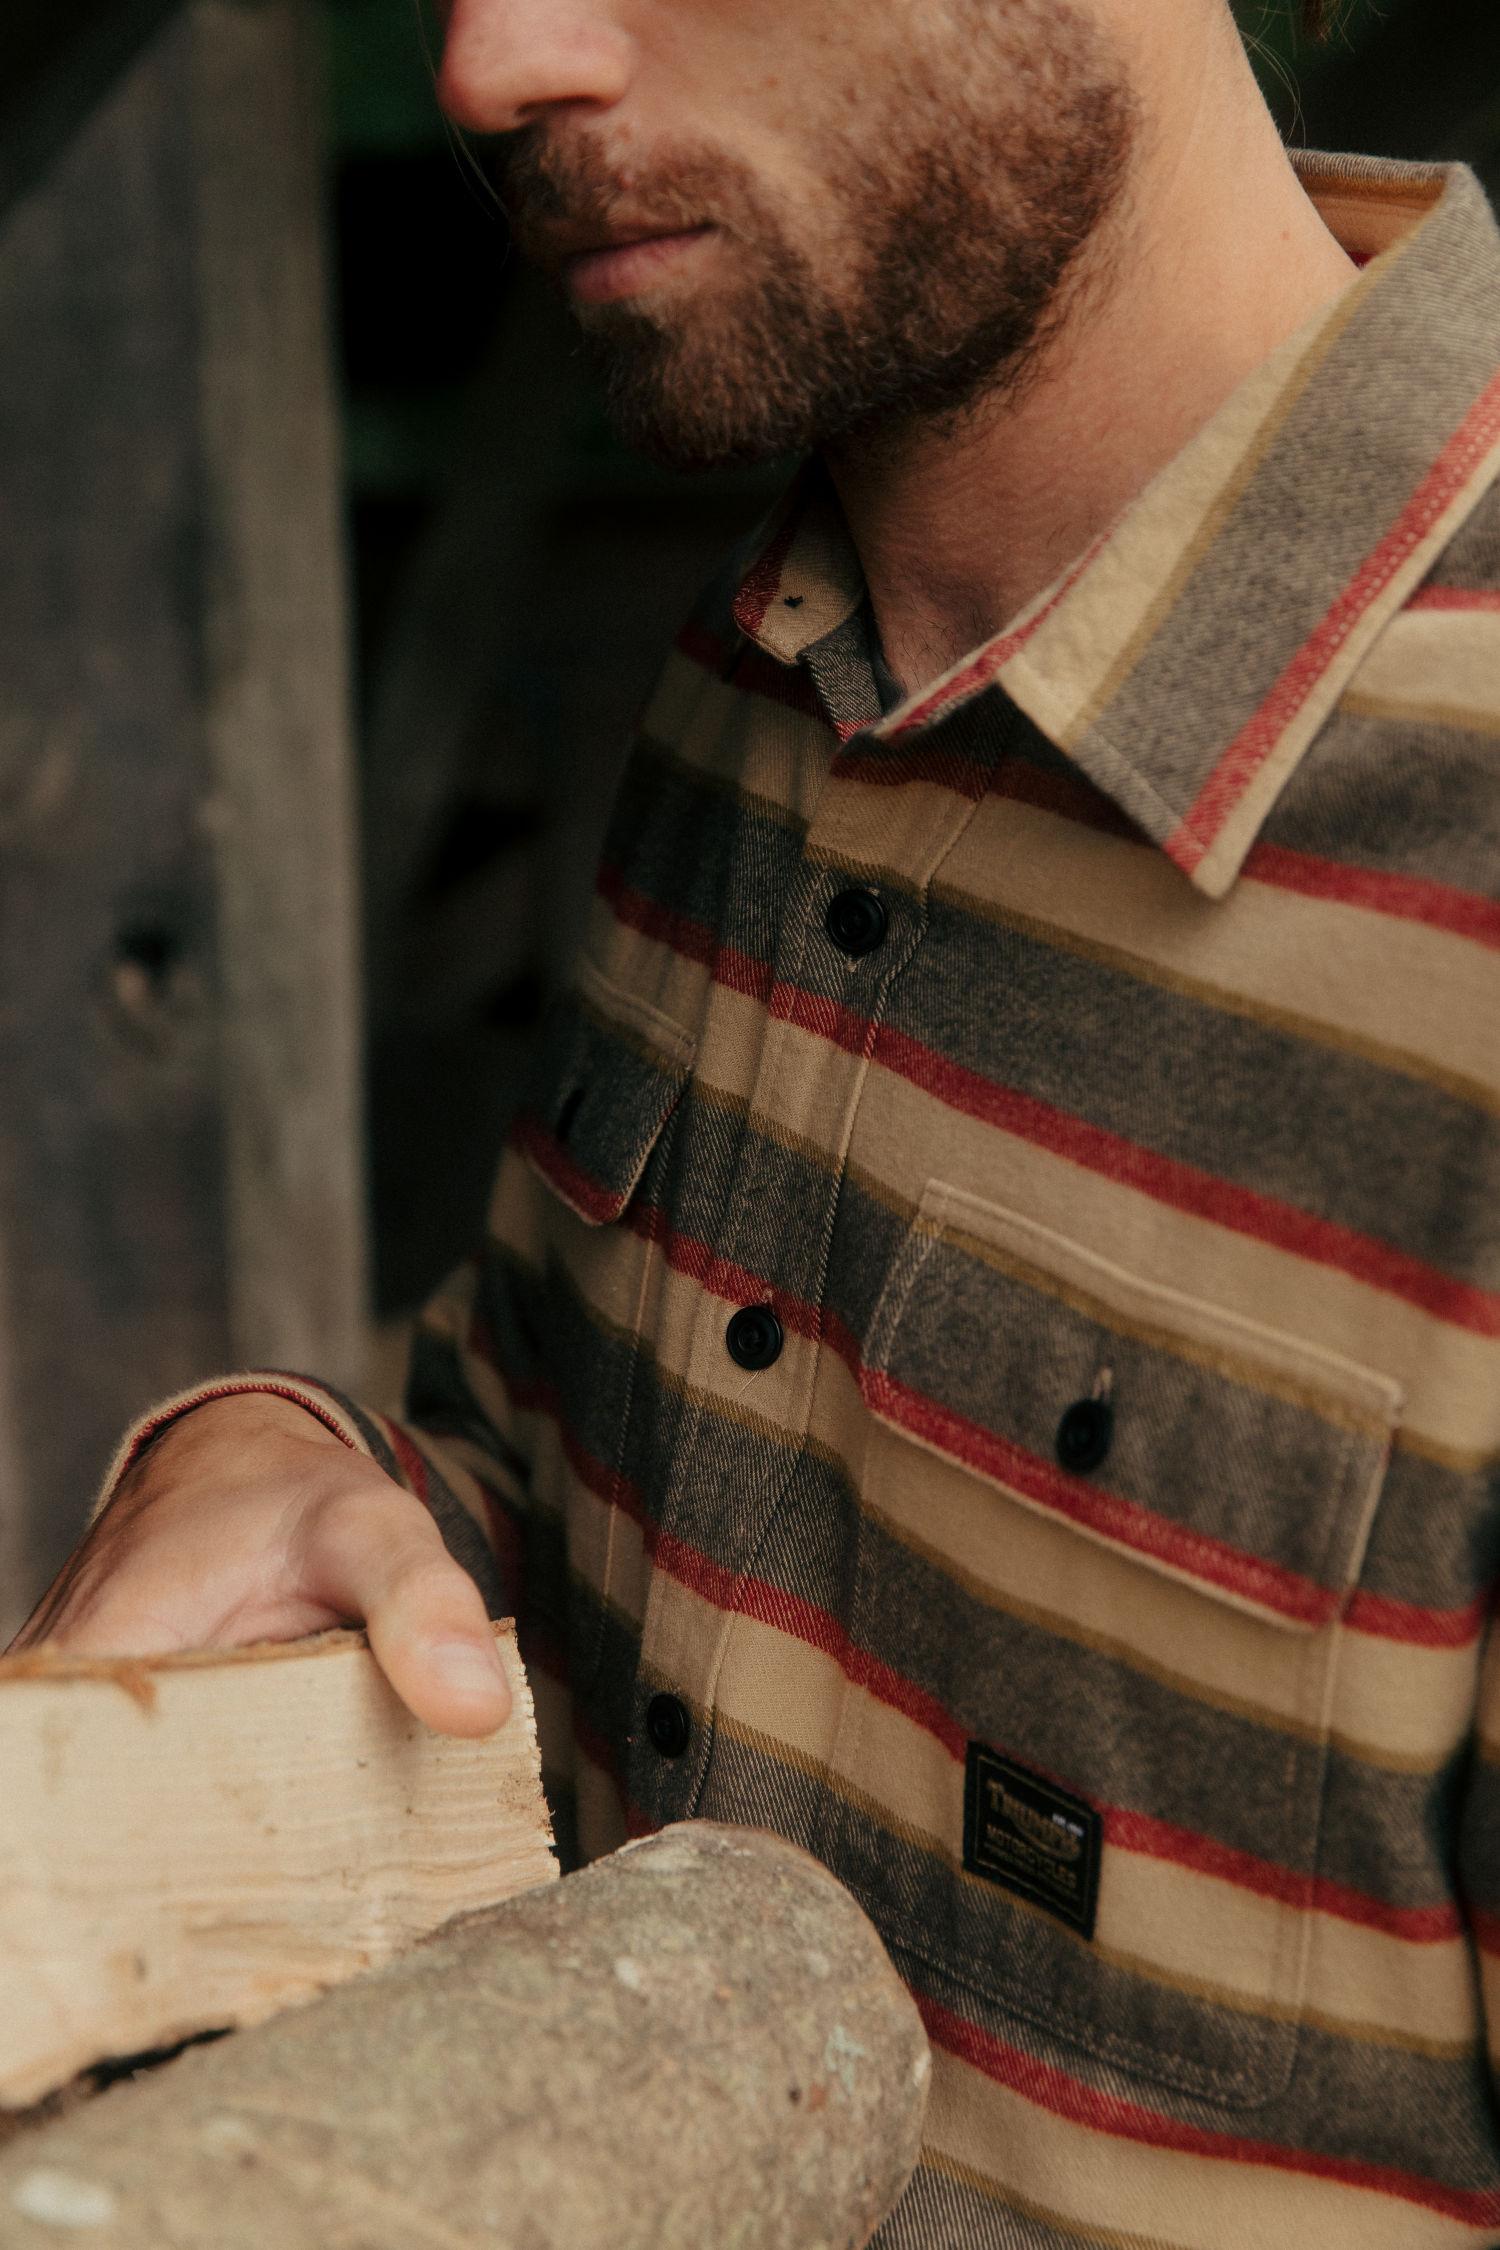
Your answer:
[514,958,695,1226]
[864,1183,1403,1630]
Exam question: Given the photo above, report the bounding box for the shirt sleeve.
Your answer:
[90,1146,547,1628]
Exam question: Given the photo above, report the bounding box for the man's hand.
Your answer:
[5,1393,512,1738]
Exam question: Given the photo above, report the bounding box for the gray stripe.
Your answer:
[1082,168,1500,833]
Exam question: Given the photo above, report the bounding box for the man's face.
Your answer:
[439,0,1136,470]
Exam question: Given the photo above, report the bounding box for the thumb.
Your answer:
[297,1485,513,1738]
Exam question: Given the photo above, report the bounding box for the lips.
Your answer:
[563,225,717,305]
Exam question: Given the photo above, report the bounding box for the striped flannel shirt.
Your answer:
[114,151,1500,2246]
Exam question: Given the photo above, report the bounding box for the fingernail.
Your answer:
[428,1641,506,1701]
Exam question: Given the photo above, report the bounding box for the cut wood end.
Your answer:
[0,1620,552,2108]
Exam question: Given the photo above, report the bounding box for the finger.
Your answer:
[299,1486,513,1738]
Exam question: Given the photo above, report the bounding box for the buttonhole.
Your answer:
[556,1087,584,1145]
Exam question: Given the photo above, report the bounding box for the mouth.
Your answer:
[562,225,718,306]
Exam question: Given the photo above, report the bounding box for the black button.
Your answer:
[1056,1397,1113,1474]
[646,1692,691,1758]
[825,887,888,958]
[726,1305,783,1371]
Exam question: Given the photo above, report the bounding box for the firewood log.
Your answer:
[0,1823,929,2250]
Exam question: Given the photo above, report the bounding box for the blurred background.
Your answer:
[0,0,1494,1628]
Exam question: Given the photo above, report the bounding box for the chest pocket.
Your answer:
[517,955,695,1227]
[825,1180,1401,2109]
[514,956,696,1695]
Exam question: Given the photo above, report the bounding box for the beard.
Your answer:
[492,2,1136,471]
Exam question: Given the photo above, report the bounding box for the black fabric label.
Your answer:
[963,1743,1102,1940]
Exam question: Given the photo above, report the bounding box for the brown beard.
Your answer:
[493,5,1136,471]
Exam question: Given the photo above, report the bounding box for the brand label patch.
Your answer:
[963,1743,1102,1940]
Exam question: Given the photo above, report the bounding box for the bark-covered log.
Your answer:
[0,1823,930,2249]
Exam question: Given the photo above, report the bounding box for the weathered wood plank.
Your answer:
[186,0,369,1386]
[0,1623,554,2108]
[0,0,366,1627]
[0,21,232,1622]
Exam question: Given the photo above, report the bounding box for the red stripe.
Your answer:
[917,1995,1500,2222]
[863,1365,1336,1627]
[1344,1585,1488,1651]
[510,1111,623,1225]
[596,862,1500,1336]
[827,740,994,801]
[629,1200,1481,1656]
[514,1381,1461,1935]
[868,1018,1500,1338]
[1243,838,1500,951]
[983,761,1500,954]
[675,616,836,727]
[1109,1806,1460,1941]
[1407,584,1500,613]
[730,510,800,641]
[597,860,774,1004]
[1174,370,1500,870]
[674,616,729,671]
[884,533,1112,742]
[1468,1903,1500,1957]
[988,757,1146,841]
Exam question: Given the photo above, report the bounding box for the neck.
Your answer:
[824,8,1357,696]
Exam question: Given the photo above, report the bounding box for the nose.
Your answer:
[437,0,636,132]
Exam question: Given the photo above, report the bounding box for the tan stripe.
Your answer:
[573,973,694,1080]
[930,875,1500,1120]
[1340,607,1500,740]
[753,474,866,660]
[862,1409,1478,1769]
[843,1053,1500,1453]
[947,788,1500,1110]
[803,762,988,893]
[925,1201,1398,1439]
[642,646,833,822]
[687,1596,1478,2052]
[413,1424,526,1520]
[1341,688,1500,743]
[634,729,811,842]
[921,2146,1182,2250]
[926,2042,1490,2250]
[502,1173,1479,1769]
[580,906,1500,1456]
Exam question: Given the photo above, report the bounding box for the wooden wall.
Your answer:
[0,0,366,1631]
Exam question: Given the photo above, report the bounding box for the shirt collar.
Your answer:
[730,155,1500,898]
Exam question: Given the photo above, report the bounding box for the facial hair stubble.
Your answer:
[495,0,1137,470]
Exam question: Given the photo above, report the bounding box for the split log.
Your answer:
[0,1823,929,2250]
[0,1624,555,2106]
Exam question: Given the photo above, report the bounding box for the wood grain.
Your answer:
[0,1623,555,2107]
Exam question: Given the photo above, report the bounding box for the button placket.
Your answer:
[630,705,1002,1828]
